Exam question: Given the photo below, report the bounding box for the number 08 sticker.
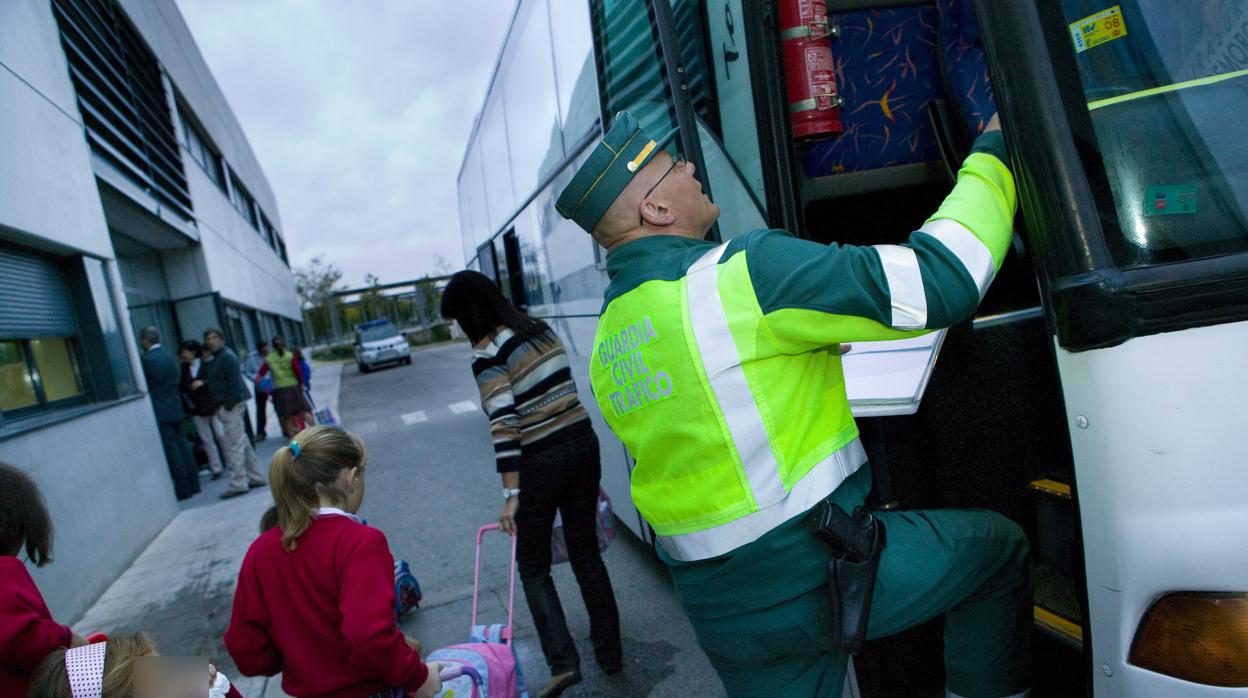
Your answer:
[1070,5,1128,53]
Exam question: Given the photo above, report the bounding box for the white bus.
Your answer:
[457,1,1248,695]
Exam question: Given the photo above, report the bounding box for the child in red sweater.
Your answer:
[0,462,89,697]
[224,426,443,698]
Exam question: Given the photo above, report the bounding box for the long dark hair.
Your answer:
[440,270,549,346]
[0,462,54,566]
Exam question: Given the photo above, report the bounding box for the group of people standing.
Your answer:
[139,326,314,501]
[240,336,316,442]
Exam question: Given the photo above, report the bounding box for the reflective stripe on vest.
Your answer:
[685,243,787,508]
[659,243,868,562]
[872,244,927,329]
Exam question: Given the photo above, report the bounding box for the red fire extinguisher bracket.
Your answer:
[780,0,844,141]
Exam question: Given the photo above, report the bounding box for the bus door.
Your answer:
[978,1,1248,694]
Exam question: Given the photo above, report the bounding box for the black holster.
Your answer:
[808,500,887,654]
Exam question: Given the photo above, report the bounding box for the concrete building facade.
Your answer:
[0,0,302,620]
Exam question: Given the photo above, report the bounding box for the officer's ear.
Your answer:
[640,198,676,228]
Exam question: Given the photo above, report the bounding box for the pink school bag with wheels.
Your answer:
[428,524,528,698]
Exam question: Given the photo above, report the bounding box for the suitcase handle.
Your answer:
[471,524,517,644]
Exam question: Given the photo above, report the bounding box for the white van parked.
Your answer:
[354,319,411,372]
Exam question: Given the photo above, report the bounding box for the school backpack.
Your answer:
[394,559,422,618]
[470,624,527,697]
[428,524,530,698]
[428,641,517,698]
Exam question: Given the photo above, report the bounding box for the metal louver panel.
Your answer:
[0,247,77,339]
[51,0,194,221]
[591,0,715,137]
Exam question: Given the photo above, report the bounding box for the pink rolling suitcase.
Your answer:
[428,524,529,698]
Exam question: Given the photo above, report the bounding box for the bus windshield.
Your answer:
[1057,0,1248,268]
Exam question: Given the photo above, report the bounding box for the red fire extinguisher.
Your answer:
[780,0,843,141]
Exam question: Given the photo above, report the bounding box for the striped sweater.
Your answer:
[472,328,590,472]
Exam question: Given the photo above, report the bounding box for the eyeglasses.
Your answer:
[639,154,686,226]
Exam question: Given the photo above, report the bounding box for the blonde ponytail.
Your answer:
[268,425,368,551]
[269,444,315,550]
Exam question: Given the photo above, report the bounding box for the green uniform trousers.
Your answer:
[661,466,1031,697]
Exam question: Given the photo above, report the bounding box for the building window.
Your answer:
[259,312,278,342]
[223,304,250,357]
[229,171,260,229]
[0,339,86,417]
[261,215,277,247]
[180,104,227,191]
[276,237,289,265]
[51,0,193,220]
[0,245,89,422]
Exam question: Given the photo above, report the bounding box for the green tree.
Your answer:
[294,256,345,341]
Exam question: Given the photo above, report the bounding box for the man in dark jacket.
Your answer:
[202,328,266,498]
[179,339,225,480]
[139,326,199,500]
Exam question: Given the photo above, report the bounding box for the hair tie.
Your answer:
[289,440,301,458]
[65,642,107,698]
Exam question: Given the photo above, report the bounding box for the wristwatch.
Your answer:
[501,487,521,500]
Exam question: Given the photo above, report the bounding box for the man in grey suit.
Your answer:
[201,328,266,499]
[139,326,200,500]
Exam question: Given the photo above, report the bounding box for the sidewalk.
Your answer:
[73,364,344,698]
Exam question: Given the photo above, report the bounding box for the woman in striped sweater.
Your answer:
[441,271,622,698]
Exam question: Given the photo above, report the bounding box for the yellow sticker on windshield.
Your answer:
[1069,5,1128,53]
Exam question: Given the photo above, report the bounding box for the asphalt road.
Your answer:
[341,342,722,697]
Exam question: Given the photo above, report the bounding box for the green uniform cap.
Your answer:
[556,111,678,233]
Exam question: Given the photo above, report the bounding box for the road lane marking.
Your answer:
[448,401,478,414]
[401,411,428,425]
[353,421,379,435]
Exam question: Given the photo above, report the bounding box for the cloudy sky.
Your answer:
[176,0,512,287]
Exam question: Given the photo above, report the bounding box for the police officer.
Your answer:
[556,111,1029,697]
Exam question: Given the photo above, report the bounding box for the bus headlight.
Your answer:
[1129,592,1248,687]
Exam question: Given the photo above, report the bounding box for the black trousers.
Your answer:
[254,390,268,437]
[514,425,622,675]
[158,420,199,499]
